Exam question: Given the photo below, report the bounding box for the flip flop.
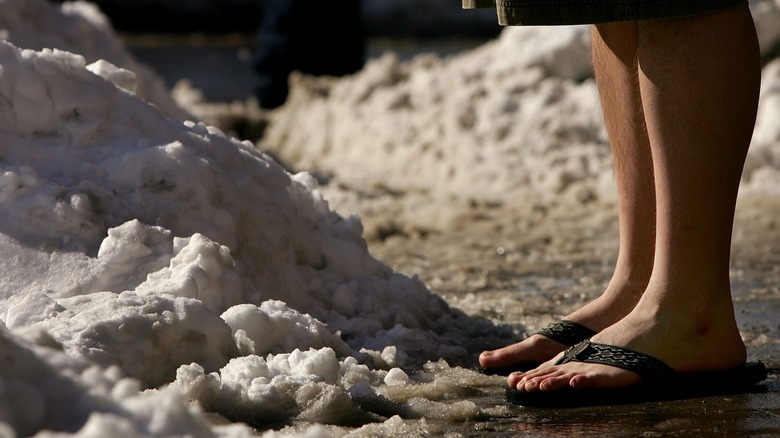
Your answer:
[481,319,596,376]
[505,340,769,408]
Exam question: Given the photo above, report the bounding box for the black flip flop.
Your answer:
[505,340,769,408]
[481,320,596,376]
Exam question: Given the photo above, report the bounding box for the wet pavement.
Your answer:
[364,269,780,437]
[366,198,780,437]
[475,382,780,436]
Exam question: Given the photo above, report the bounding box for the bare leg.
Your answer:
[513,6,760,391]
[480,22,656,371]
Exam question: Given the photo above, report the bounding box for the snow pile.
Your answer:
[0,2,509,435]
[0,0,189,120]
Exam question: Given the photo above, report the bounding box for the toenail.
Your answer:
[480,351,493,357]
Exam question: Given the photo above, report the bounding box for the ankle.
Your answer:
[607,269,650,299]
[599,276,645,314]
[566,289,640,331]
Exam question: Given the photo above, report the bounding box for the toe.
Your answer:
[568,367,641,390]
[538,372,573,391]
[479,341,528,368]
[478,349,499,368]
[507,371,525,388]
[518,376,542,392]
[513,366,561,391]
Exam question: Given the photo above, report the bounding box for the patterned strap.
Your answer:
[555,340,677,381]
[535,319,596,346]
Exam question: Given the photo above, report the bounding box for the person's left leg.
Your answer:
[511,6,761,391]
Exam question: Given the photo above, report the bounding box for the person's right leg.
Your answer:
[480,22,656,371]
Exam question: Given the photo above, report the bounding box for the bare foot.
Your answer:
[479,278,644,372]
[508,287,747,391]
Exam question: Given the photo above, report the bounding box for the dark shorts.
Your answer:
[463,0,749,26]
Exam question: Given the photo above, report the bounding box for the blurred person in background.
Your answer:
[253,0,366,109]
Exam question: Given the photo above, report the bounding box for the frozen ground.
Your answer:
[0,0,778,437]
